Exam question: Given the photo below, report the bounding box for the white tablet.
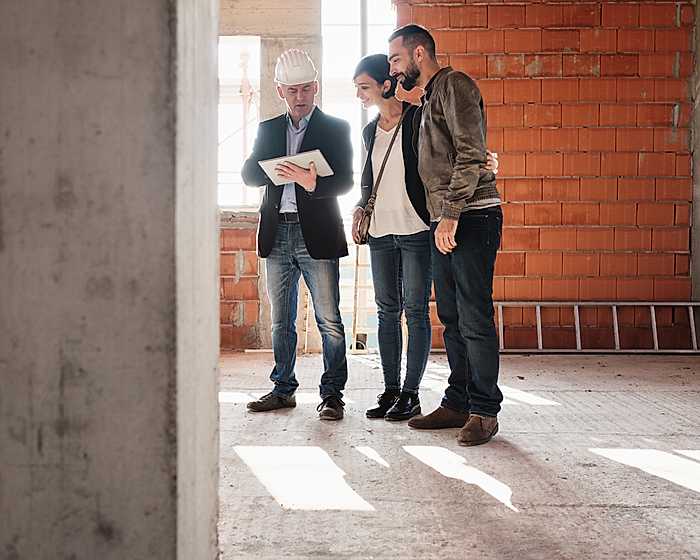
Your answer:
[257,149,334,186]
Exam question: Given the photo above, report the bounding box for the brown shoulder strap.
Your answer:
[366,106,408,207]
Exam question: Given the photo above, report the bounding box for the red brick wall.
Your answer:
[219,212,262,350]
[396,0,694,349]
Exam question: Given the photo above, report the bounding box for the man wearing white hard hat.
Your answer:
[242,49,353,421]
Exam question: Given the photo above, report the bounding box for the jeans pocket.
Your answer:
[459,212,500,248]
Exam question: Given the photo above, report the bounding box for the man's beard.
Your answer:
[399,59,421,90]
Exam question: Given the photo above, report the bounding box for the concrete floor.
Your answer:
[219,352,700,560]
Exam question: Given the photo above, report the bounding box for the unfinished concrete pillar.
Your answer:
[0,1,219,558]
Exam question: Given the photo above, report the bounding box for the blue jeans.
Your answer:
[265,223,347,399]
[431,208,503,417]
[368,230,432,394]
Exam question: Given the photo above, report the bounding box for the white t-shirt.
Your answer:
[369,125,429,238]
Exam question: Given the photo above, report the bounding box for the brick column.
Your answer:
[220,212,263,349]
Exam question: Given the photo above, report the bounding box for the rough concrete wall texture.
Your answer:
[396,0,694,350]
[0,1,218,558]
[175,0,220,558]
[220,0,321,36]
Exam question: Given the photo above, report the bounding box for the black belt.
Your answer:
[279,212,299,223]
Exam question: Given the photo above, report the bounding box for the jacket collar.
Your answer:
[298,106,325,153]
[424,66,452,100]
[285,105,316,130]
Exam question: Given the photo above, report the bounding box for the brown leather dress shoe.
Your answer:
[457,414,498,446]
[407,406,469,430]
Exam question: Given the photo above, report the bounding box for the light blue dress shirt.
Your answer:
[279,106,315,213]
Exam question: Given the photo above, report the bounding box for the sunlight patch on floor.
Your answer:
[355,446,390,467]
[234,446,375,511]
[404,446,519,512]
[590,448,700,494]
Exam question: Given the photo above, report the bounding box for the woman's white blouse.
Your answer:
[369,125,429,238]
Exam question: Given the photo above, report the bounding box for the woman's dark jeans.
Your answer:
[368,230,432,394]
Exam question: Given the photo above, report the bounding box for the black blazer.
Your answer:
[242,108,354,259]
[357,104,429,225]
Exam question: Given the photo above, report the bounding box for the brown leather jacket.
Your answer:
[418,66,501,220]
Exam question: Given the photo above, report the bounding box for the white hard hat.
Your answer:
[274,49,318,85]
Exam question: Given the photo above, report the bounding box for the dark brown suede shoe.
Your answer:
[247,392,296,412]
[407,406,469,430]
[457,414,498,446]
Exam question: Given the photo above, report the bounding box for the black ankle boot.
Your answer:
[385,391,421,421]
[366,390,400,419]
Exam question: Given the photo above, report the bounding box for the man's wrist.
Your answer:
[440,203,462,221]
